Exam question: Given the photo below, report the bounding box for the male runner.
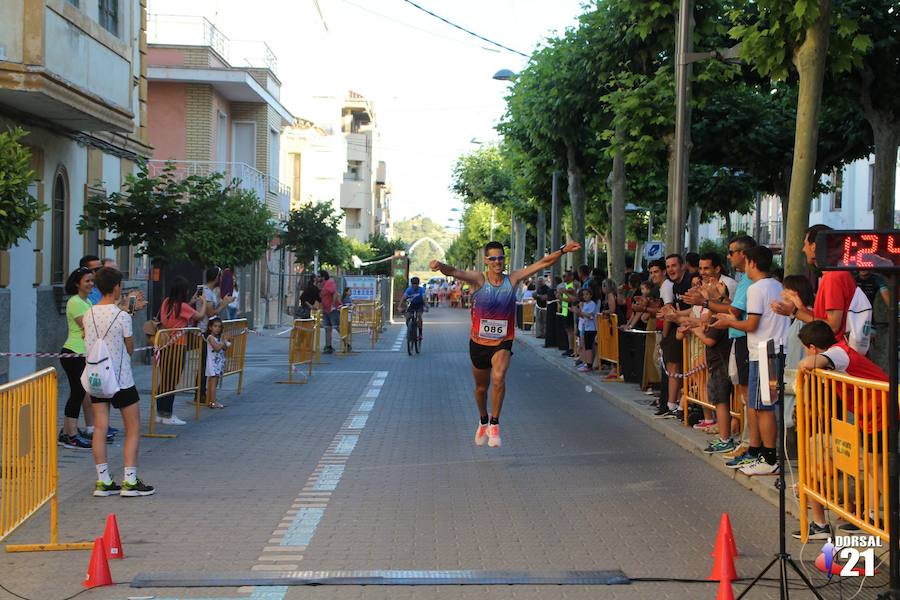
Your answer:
[400,276,427,339]
[430,239,581,448]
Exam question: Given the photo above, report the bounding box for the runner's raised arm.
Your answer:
[429,260,484,288]
[510,241,582,287]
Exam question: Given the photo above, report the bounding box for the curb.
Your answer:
[514,333,802,522]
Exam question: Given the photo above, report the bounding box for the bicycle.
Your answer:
[405,309,422,355]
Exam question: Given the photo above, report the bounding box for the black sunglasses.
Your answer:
[486,255,505,262]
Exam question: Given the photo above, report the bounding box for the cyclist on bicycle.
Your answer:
[401,277,427,340]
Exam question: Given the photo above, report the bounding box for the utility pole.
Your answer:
[669,0,694,257]
[551,171,562,281]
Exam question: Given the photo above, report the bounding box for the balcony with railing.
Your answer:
[147,14,278,75]
[757,220,784,248]
[268,176,292,221]
[147,160,267,204]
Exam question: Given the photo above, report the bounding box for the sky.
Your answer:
[146,0,587,230]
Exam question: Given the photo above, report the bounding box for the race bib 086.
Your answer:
[479,318,508,340]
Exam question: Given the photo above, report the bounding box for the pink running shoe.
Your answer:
[475,422,489,446]
[487,424,501,448]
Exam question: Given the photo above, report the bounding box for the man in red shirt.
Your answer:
[773,224,856,336]
[792,320,888,540]
[319,269,341,354]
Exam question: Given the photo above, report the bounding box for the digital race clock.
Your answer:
[815,230,900,272]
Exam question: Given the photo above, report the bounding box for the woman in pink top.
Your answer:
[156,276,207,425]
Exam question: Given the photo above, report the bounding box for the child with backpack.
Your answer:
[82,267,155,497]
[204,316,231,409]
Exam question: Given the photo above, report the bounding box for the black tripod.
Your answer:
[737,344,823,599]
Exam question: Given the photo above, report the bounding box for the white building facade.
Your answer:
[0,0,151,382]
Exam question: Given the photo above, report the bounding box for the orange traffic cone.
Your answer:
[709,517,737,581]
[102,513,124,559]
[716,576,735,600]
[710,513,739,557]
[83,537,113,588]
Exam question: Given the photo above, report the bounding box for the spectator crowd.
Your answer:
[526,224,893,541]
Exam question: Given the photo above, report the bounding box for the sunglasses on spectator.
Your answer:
[485,255,505,262]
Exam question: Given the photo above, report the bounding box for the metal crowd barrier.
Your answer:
[596,313,622,379]
[796,368,893,543]
[338,306,353,354]
[221,318,248,394]
[278,318,315,384]
[679,333,745,433]
[349,301,383,349]
[313,310,324,363]
[2,368,92,552]
[148,327,203,438]
[641,319,660,391]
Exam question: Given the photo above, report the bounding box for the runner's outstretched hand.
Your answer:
[562,241,582,254]
[429,260,441,271]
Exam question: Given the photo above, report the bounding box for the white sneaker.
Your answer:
[160,415,187,426]
[475,422,489,446]
[487,424,501,448]
[739,456,779,476]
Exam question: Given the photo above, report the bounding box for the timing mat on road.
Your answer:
[132,569,631,587]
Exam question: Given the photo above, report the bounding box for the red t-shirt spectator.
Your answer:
[813,271,856,334]
[320,278,340,313]
[160,298,200,345]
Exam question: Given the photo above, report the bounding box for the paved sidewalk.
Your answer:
[0,308,880,599]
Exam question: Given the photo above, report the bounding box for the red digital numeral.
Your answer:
[843,237,855,266]
[888,235,900,255]
[855,234,879,268]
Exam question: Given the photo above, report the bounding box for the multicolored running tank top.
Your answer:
[470,275,517,346]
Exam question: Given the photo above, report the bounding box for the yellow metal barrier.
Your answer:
[278,318,315,384]
[596,313,622,379]
[338,306,353,354]
[796,369,894,543]
[350,301,382,349]
[679,334,745,433]
[148,327,203,438]
[221,318,248,394]
[521,300,535,330]
[2,368,92,552]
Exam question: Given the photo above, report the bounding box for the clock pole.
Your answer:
[886,271,899,598]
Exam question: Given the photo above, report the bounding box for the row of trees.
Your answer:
[0,135,408,276]
[451,0,897,279]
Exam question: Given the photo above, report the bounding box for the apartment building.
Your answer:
[340,91,391,242]
[696,156,900,252]
[281,115,346,214]
[0,0,151,382]
[145,14,294,326]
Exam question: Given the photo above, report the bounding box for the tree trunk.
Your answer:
[550,172,562,280]
[535,208,546,261]
[783,0,831,276]
[871,124,899,229]
[608,129,626,285]
[857,65,899,230]
[565,142,587,265]
[724,212,732,243]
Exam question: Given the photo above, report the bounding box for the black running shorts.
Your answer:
[91,385,140,410]
[469,339,513,370]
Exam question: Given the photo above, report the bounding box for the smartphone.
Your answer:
[196,284,204,298]
[126,296,136,314]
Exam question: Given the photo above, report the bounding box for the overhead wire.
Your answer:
[398,0,530,58]
[337,0,501,54]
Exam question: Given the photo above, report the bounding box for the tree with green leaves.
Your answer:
[445,202,511,269]
[730,0,874,273]
[0,127,45,251]
[180,178,276,268]
[80,161,191,266]
[281,201,345,269]
[81,162,275,268]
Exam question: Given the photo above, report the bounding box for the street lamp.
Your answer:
[492,68,516,81]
